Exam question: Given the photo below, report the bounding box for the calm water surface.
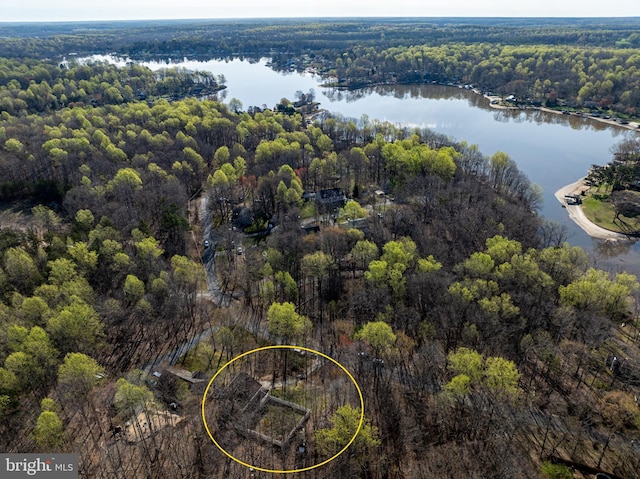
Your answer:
[92,56,640,272]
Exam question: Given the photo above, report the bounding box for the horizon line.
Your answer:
[2,15,640,25]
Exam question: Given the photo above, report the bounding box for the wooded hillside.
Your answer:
[0,23,639,479]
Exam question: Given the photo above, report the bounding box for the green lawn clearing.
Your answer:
[581,193,640,234]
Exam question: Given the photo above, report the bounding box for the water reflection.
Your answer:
[593,239,635,259]
[493,111,510,123]
[324,83,634,137]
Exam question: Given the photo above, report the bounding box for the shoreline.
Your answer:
[554,179,632,241]
[321,80,640,131]
[311,76,640,131]
[483,95,640,132]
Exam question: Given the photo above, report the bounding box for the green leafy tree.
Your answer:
[108,167,143,190]
[47,258,79,286]
[350,240,379,273]
[134,236,164,278]
[41,397,59,413]
[3,247,39,294]
[259,280,276,308]
[233,156,247,178]
[107,168,143,213]
[0,367,19,398]
[417,255,443,273]
[315,133,333,153]
[274,271,299,304]
[7,325,29,352]
[354,321,396,356]
[559,268,639,319]
[267,302,311,343]
[4,138,23,154]
[171,255,205,315]
[381,237,416,268]
[47,299,103,355]
[364,260,388,285]
[208,168,230,188]
[74,209,95,232]
[214,326,238,359]
[4,326,59,391]
[443,374,472,400]
[228,98,243,114]
[4,352,37,391]
[66,241,98,275]
[57,352,104,400]
[461,252,495,277]
[496,250,553,292]
[213,145,230,167]
[537,242,588,286]
[123,274,145,303]
[114,378,154,416]
[338,200,367,224]
[484,356,520,395]
[485,235,522,265]
[445,347,520,397]
[220,163,238,183]
[447,347,484,383]
[364,237,417,300]
[478,293,520,320]
[21,326,59,370]
[315,404,380,465]
[32,410,64,450]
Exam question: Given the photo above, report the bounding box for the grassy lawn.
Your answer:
[581,192,640,234]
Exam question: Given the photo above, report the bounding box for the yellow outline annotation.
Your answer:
[201,344,365,474]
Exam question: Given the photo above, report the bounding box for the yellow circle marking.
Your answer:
[201,344,365,474]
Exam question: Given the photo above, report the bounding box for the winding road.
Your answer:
[142,193,235,372]
[200,193,234,307]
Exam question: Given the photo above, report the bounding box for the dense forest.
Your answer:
[2,18,640,115]
[0,19,640,479]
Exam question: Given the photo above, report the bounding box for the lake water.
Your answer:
[90,56,640,272]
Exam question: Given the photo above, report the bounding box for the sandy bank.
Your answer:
[554,179,631,241]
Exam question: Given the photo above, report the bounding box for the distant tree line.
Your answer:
[1,18,640,114]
